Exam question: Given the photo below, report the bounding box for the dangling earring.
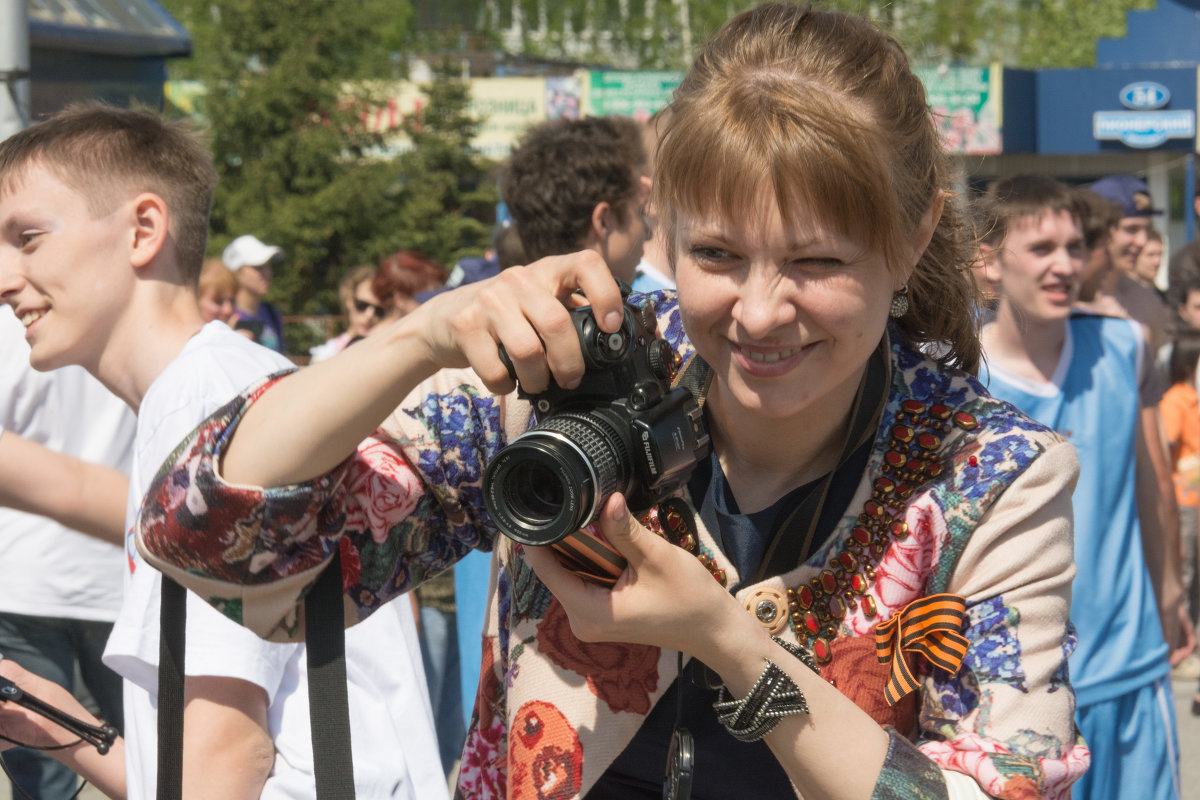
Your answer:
[889,285,910,318]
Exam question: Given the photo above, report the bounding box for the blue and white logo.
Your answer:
[1119,81,1170,110]
[1094,110,1195,148]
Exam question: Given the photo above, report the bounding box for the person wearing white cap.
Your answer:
[223,234,287,353]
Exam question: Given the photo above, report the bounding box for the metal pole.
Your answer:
[1186,153,1196,243]
[0,0,31,139]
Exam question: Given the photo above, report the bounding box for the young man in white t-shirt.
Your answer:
[0,103,444,799]
[0,305,136,799]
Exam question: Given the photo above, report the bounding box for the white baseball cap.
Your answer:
[222,235,283,271]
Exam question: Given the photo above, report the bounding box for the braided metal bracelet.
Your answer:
[712,637,818,743]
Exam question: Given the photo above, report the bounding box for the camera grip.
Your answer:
[550,527,627,587]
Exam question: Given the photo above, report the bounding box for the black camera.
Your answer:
[483,289,710,551]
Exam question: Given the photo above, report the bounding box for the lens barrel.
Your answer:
[483,411,630,545]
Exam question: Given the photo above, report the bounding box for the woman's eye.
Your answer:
[688,246,733,264]
[19,231,43,248]
[795,257,844,270]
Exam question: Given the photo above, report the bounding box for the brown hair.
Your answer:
[1072,189,1122,252]
[372,251,445,302]
[338,265,377,309]
[0,101,218,283]
[198,258,237,298]
[655,3,981,370]
[501,116,646,261]
[975,174,1080,249]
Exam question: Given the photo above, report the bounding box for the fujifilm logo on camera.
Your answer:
[641,430,659,476]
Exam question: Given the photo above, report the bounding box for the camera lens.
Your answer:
[483,411,630,545]
[509,461,565,523]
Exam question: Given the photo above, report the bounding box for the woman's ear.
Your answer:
[909,191,945,268]
[129,192,170,269]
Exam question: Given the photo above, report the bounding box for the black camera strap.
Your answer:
[155,553,355,799]
[752,335,890,583]
[156,576,185,800]
[305,549,356,799]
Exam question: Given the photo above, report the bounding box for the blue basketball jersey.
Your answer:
[981,313,1169,705]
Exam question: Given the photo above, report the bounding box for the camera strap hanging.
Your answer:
[751,335,890,583]
[155,551,355,799]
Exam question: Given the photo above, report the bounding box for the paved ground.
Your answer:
[1,678,1197,798]
[1175,674,1200,799]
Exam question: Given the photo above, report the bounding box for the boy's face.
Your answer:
[1107,215,1152,274]
[1133,239,1163,285]
[992,209,1085,325]
[0,163,133,371]
[1179,289,1200,329]
[235,261,273,298]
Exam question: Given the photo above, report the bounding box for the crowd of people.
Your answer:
[0,2,1198,799]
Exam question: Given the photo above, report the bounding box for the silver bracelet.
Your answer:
[712,637,817,743]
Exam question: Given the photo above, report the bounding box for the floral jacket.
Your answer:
[137,294,1089,800]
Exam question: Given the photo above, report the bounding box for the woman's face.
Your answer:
[674,190,906,427]
[198,288,235,324]
[345,280,385,338]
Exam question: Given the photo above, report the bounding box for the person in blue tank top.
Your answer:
[976,174,1190,800]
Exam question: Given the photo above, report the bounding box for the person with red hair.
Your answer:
[372,250,445,321]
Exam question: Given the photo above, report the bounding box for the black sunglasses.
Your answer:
[353,298,387,316]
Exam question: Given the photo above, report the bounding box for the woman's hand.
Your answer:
[219,250,626,489]
[417,251,626,396]
[522,493,764,668]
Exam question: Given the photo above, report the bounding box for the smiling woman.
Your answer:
[135,4,1089,799]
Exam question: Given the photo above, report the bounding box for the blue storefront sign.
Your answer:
[1030,66,1197,154]
[1094,109,1196,148]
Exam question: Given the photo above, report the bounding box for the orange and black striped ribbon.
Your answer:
[875,593,969,706]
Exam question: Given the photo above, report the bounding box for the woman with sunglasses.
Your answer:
[308,265,389,363]
[136,4,1088,798]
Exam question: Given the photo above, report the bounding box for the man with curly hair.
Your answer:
[501,115,650,285]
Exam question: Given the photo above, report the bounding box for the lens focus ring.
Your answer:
[531,411,628,502]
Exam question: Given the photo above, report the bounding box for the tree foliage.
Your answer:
[159,0,496,320]
[421,0,1157,71]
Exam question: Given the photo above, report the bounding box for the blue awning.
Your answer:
[29,0,191,58]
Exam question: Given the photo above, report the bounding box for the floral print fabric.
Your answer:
[137,294,1089,799]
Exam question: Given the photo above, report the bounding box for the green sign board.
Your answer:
[586,71,683,120]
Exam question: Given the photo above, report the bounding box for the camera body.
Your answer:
[483,290,710,549]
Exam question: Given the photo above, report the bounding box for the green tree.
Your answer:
[374,62,499,268]
[157,0,416,319]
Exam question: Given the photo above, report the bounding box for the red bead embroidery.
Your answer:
[778,398,966,663]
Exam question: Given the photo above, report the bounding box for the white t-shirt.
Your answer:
[103,321,445,800]
[0,307,134,621]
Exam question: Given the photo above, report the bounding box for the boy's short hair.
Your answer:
[1072,189,1123,252]
[501,116,646,261]
[0,101,218,284]
[1170,271,1200,311]
[975,174,1080,249]
[1168,329,1200,386]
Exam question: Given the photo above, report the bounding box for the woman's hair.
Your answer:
[198,258,237,298]
[655,2,981,370]
[1168,331,1200,387]
[372,251,445,307]
[338,265,377,310]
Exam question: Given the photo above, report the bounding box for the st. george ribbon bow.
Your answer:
[875,593,969,706]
